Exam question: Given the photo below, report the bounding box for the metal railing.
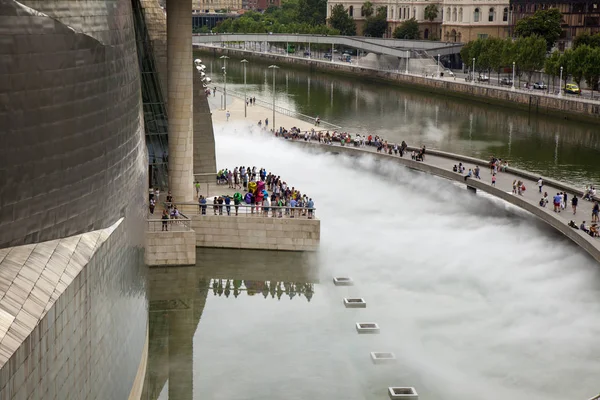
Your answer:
[587,395,600,400]
[214,85,341,130]
[173,202,317,219]
[146,217,192,232]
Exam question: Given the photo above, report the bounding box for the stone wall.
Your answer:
[145,230,197,266]
[195,46,600,123]
[191,216,320,251]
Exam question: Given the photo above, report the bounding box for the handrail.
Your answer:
[169,201,317,219]
[214,85,342,130]
[146,217,192,232]
[588,395,600,400]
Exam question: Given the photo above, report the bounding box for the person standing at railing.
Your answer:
[290,197,297,218]
[307,198,314,219]
[161,210,169,231]
[199,195,207,215]
[224,195,232,216]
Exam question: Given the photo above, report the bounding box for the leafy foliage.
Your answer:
[514,35,547,82]
[363,6,387,37]
[214,0,339,35]
[424,4,438,22]
[392,18,419,39]
[361,1,374,18]
[328,4,356,36]
[514,8,562,50]
[573,32,600,49]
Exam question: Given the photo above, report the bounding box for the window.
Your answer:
[474,7,480,22]
[453,7,457,21]
[459,7,463,22]
[503,7,508,21]
[349,5,353,16]
[413,7,416,19]
[477,33,489,39]
[447,7,451,21]
[489,7,495,22]
[407,7,410,18]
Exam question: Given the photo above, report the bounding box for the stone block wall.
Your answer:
[191,216,320,251]
[146,230,197,266]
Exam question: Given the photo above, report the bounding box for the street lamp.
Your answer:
[241,59,248,118]
[437,54,441,78]
[268,65,279,133]
[472,57,475,84]
[511,61,516,91]
[220,55,229,110]
[559,66,563,97]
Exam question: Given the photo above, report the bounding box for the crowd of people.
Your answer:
[198,166,315,218]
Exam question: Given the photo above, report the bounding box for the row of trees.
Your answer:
[461,35,600,93]
[213,0,338,35]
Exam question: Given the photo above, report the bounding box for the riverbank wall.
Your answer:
[194,45,600,124]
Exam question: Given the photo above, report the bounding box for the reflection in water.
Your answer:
[199,51,600,186]
[210,279,315,301]
[142,248,318,400]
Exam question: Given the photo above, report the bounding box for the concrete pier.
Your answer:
[167,0,194,201]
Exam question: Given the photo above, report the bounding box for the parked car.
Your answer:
[533,82,547,90]
[324,52,332,60]
[500,77,513,86]
[564,83,581,94]
[303,51,311,57]
[477,75,490,82]
[444,69,455,77]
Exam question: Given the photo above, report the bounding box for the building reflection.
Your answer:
[210,279,315,301]
[142,248,318,400]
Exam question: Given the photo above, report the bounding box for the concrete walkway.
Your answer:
[212,98,600,263]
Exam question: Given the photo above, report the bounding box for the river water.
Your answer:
[199,51,600,187]
[144,120,600,400]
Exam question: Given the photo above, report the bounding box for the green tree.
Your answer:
[484,37,505,83]
[328,4,356,36]
[515,34,546,83]
[297,0,327,25]
[573,32,600,49]
[544,50,562,92]
[361,1,374,17]
[584,47,600,97]
[363,6,387,37]
[569,44,589,86]
[424,4,438,22]
[559,49,573,87]
[514,8,562,50]
[392,18,419,39]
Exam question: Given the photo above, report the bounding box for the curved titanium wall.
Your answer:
[0,0,147,248]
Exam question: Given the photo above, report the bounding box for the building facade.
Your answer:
[326,0,509,41]
[441,0,510,42]
[510,0,600,49]
[0,0,148,398]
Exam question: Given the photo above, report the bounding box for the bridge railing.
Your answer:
[215,85,341,130]
[146,217,192,232]
[170,201,317,219]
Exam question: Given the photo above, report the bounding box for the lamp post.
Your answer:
[241,59,248,117]
[437,54,441,78]
[559,66,563,97]
[472,58,475,84]
[511,61,516,91]
[268,65,279,133]
[219,55,229,110]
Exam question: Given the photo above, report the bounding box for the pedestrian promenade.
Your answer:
[211,95,600,264]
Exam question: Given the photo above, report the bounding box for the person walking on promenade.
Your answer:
[199,195,207,215]
[563,192,568,210]
[491,173,496,186]
[253,96,256,105]
[553,193,561,213]
[149,198,155,214]
[474,166,481,179]
[195,181,201,198]
[537,178,543,193]
[161,209,169,231]
[265,118,269,128]
[572,195,578,215]
[593,202,600,223]
[226,110,231,121]
[512,180,517,194]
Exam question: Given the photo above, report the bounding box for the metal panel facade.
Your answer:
[0,0,147,248]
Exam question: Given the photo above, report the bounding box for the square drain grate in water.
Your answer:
[343,298,366,308]
[356,322,380,334]
[370,352,396,364]
[333,277,354,286]
[388,387,418,399]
